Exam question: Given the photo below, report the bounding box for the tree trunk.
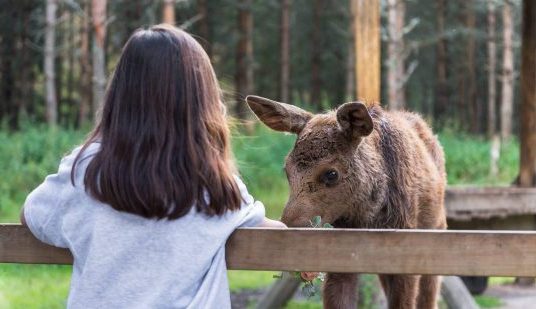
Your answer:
[0,7,15,127]
[162,0,175,25]
[197,0,211,56]
[92,0,107,116]
[79,0,92,125]
[279,0,291,103]
[487,0,497,138]
[353,0,381,103]
[16,3,35,125]
[517,0,536,287]
[55,16,64,124]
[435,0,448,121]
[387,0,406,110]
[234,0,254,120]
[501,0,514,140]
[345,0,355,101]
[67,10,75,124]
[45,0,58,125]
[310,0,322,108]
[519,1,536,187]
[465,0,477,132]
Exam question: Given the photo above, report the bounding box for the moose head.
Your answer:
[246,95,386,228]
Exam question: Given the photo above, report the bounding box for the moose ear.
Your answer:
[336,102,374,140]
[246,95,312,134]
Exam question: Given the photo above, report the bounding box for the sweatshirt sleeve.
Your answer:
[233,176,265,228]
[23,144,98,248]
[23,155,74,248]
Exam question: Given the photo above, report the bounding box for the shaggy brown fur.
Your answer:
[246,95,447,309]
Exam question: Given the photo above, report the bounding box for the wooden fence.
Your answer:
[2,224,536,277]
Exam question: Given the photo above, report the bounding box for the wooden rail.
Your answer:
[445,187,536,220]
[2,224,536,277]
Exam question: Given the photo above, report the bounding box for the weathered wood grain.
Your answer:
[0,224,72,264]
[353,0,381,102]
[3,224,536,277]
[445,187,536,220]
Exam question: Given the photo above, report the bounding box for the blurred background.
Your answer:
[0,0,534,308]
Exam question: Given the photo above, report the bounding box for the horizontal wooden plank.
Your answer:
[0,224,73,264]
[2,224,536,277]
[445,187,536,220]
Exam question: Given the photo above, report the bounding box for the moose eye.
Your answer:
[321,170,339,187]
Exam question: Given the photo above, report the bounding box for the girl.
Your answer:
[21,24,284,308]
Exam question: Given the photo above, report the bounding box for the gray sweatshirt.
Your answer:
[24,143,265,308]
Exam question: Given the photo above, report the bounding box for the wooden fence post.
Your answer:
[441,276,479,309]
[256,276,300,309]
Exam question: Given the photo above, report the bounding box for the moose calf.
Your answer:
[246,95,447,309]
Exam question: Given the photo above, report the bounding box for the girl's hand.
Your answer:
[300,272,319,282]
[257,217,287,228]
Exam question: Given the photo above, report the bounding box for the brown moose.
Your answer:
[246,95,447,309]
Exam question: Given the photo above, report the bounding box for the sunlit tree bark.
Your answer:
[45,0,58,125]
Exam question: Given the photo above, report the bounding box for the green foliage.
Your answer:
[489,277,515,285]
[232,125,296,219]
[0,264,71,309]
[358,274,382,309]
[0,125,86,221]
[439,130,519,185]
[285,300,323,309]
[227,270,279,292]
[474,295,503,308]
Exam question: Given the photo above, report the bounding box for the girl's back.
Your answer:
[22,25,268,309]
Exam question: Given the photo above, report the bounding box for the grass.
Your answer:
[474,295,504,308]
[439,129,519,186]
[0,124,521,308]
[228,270,279,292]
[0,264,71,309]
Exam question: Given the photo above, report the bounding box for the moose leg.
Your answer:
[417,275,440,309]
[379,274,419,309]
[323,273,358,309]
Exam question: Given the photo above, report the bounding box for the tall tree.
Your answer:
[501,0,515,140]
[435,0,448,120]
[465,0,477,132]
[79,0,92,125]
[15,1,37,125]
[91,0,107,115]
[517,0,536,287]
[519,0,536,187]
[387,0,406,110]
[162,0,175,25]
[279,0,291,103]
[235,0,254,119]
[353,0,381,102]
[66,10,75,108]
[310,0,323,107]
[345,0,355,101]
[45,0,58,125]
[487,0,497,137]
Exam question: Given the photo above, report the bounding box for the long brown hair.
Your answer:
[72,25,241,219]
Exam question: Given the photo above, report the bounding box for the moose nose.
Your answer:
[281,209,311,227]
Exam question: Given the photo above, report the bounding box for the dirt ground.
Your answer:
[485,284,536,309]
